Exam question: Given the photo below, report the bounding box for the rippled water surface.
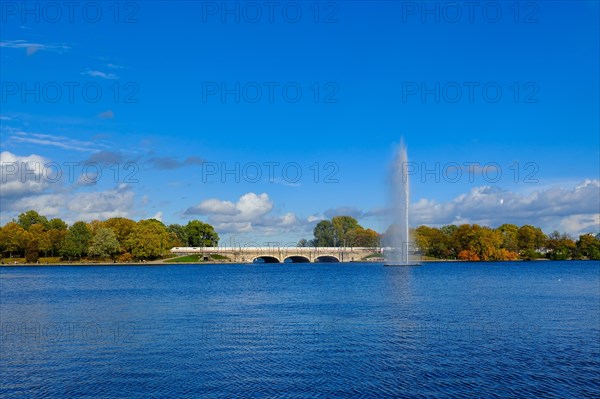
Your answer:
[1,261,599,398]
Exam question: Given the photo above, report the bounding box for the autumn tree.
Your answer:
[0,222,31,257]
[168,224,188,247]
[29,223,51,257]
[126,219,172,259]
[332,216,360,247]
[546,231,576,260]
[415,226,454,259]
[48,229,67,257]
[576,233,600,260]
[348,227,380,247]
[88,227,120,259]
[497,224,519,252]
[518,225,547,259]
[88,220,107,235]
[104,217,136,252]
[25,239,40,263]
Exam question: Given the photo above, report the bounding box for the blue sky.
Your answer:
[1,1,599,244]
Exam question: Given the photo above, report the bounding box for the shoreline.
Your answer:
[0,258,589,267]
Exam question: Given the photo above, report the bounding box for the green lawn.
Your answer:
[166,254,230,263]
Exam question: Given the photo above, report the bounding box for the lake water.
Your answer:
[1,261,599,398]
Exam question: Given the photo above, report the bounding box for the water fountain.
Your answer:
[384,138,421,266]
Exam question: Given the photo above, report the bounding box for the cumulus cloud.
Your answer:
[1,152,138,223]
[2,183,137,223]
[186,192,273,221]
[411,180,600,231]
[0,151,51,197]
[193,198,238,215]
[185,193,307,235]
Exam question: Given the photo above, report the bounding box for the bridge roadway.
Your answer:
[170,246,382,263]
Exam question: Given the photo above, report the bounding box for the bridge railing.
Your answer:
[170,247,382,253]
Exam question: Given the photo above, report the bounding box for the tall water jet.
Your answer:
[385,138,419,266]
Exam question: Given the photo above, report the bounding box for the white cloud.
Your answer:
[187,192,273,222]
[8,130,104,152]
[185,193,307,235]
[0,151,52,197]
[5,185,136,223]
[307,215,323,223]
[409,180,600,235]
[194,198,237,215]
[0,152,138,224]
[0,40,69,55]
[82,70,119,80]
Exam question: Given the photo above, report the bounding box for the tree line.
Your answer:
[299,216,600,261]
[414,224,600,261]
[2,211,598,263]
[297,216,381,248]
[0,210,219,262]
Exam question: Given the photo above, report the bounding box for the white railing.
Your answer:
[170,246,381,253]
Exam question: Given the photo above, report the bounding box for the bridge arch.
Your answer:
[315,255,340,263]
[253,256,280,264]
[284,256,311,263]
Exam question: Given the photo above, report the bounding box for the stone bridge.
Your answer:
[170,246,383,263]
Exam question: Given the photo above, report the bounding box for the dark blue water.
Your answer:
[1,261,599,398]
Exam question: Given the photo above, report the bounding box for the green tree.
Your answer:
[331,216,360,247]
[185,220,218,247]
[88,220,107,234]
[168,224,188,247]
[440,225,459,258]
[88,227,120,259]
[497,224,519,252]
[415,225,453,259]
[104,217,137,252]
[313,220,334,247]
[576,233,600,260]
[518,225,547,259]
[126,219,172,259]
[61,221,92,259]
[48,229,67,257]
[16,210,49,230]
[48,218,68,230]
[546,231,576,260]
